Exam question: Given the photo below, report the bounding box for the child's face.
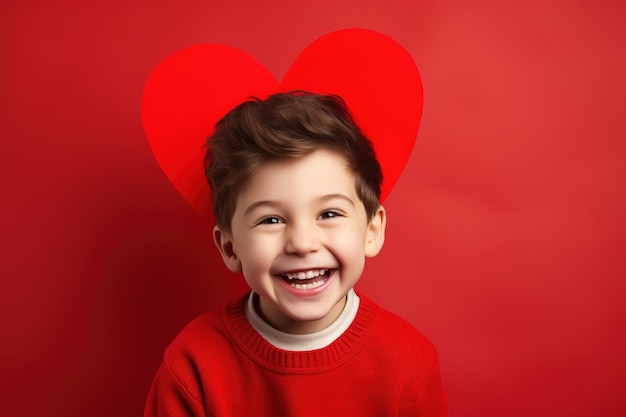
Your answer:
[214,148,386,334]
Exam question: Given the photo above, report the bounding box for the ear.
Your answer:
[213,225,242,273]
[364,205,386,257]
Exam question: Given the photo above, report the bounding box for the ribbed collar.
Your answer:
[221,291,378,373]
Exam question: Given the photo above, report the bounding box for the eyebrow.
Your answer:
[319,193,355,206]
[243,193,355,216]
[244,200,281,217]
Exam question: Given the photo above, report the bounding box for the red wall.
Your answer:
[2,1,625,416]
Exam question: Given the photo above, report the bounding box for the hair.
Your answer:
[204,91,383,231]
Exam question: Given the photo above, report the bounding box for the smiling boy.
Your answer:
[144,92,448,416]
[215,147,384,335]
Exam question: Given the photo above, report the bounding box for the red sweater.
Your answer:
[144,293,449,417]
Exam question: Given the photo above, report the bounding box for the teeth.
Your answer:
[284,269,327,280]
[289,279,326,290]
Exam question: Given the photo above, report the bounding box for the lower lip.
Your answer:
[277,270,336,296]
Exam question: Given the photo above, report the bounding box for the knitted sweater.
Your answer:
[144,293,449,417]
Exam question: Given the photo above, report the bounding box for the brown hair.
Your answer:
[204,91,382,231]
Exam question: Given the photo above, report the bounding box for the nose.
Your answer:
[284,220,321,256]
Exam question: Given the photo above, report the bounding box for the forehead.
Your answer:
[235,149,357,207]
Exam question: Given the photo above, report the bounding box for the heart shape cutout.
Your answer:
[142,29,423,224]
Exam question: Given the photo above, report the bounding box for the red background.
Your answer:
[2,1,625,416]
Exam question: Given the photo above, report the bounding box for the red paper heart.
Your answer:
[142,29,422,224]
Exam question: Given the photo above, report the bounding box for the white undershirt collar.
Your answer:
[245,289,360,351]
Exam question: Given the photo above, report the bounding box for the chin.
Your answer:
[285,298,343,322]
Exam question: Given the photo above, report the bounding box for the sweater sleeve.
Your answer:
[143,360,206,417]
[413,352,449,417]
[387,315,448,417]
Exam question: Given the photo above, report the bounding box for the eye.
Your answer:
[318,210,342,220]
[257,216,283,225]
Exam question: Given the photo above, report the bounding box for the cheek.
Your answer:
[239,236,278,271]
[327,227,368,262]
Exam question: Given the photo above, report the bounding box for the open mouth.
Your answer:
[280,269,331,290]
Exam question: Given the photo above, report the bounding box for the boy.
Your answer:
[144,91,448,416]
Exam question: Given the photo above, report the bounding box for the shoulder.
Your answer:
[356,295,449,415]
[357,293,446,399]
[145,295,250,414]
[162,294,247,363]
[359,293,438,360]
